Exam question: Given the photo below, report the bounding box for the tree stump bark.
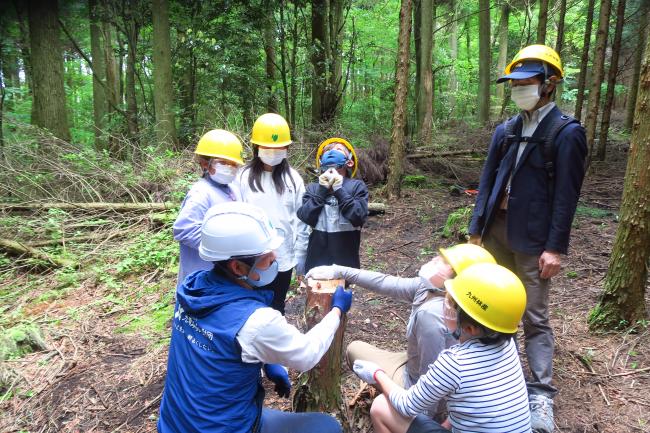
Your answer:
[293,278,347,417]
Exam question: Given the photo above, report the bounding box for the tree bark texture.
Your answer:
[263,1,278,114]
[293,278,347,414]
[416,0,433,146]
[588,34,650,331]
[14,1,32,95]
[596,0,626,161]
[386,0,412,199]
[554,0,567,104]
[584,0,612,162]
[151,0,177,148]
[536,0,549,44]
[27,0,71,142]
[575,0,596,121]
[625,2,649,130]
[496,3,510,104]
[123,9,139,140]
[477,0,490,124]
[89,0,108,151]
[448,0,458,116]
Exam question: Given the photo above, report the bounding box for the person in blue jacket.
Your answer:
[468,45,587,433]
[297,137,369,275]
[172,129,244,290]
[158,201,351,433]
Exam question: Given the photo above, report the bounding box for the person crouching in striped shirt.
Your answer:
[353,263,532,433]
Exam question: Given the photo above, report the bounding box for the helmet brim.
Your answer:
[496,71,544,83]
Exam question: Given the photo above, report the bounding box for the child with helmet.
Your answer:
[296,137,369,274]
[307,243,495,418]
[236,113,310,315]
[173,129,244,290]
[159,202,350,433]
[351,263,532,433]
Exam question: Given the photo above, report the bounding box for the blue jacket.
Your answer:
[469,106,587,255]
[297,177,369,272]
[158,270,273,433]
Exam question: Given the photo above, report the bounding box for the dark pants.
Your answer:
[260,408,341,433]
[262,269,293,315]
[483,211,557,397]
[406,415,451,433]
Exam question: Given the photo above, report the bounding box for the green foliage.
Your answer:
[113,230,177,276]
[575,205,616,219]
[442,206,473,239]
[0,324,47,361]
[403,174,429,188]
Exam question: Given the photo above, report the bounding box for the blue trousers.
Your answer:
[260,408,342,433]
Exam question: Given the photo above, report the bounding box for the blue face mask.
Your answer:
[320,150,349,172]
[244,258,279,287]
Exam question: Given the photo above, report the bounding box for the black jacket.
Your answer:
[297,177,369,272]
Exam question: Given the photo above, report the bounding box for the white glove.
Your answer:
[319,171,334,188]
[331,171,343,191]
[353,360,383,385]
[306,265,341,280]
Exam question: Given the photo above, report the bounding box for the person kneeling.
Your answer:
[158,202,351,433]
[352,263,532,433]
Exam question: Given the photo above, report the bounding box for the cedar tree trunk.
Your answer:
[152,0,177,147]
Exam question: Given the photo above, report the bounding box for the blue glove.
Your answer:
[331,285,352,313]
[264,364,291,398]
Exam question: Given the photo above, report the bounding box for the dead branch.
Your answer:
[407,149,480,160]
[0,238,77,269]
[0,202,175,212]
[27,229,133,247]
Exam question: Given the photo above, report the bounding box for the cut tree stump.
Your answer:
[293,278,348,418]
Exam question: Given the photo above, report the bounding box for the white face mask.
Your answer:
[511,84,541,111]
[258,148,287,166]
[209,162,238,185]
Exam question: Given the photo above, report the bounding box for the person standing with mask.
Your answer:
[468,45,587,433]
[237,113,309,315]
[173,129,244,291]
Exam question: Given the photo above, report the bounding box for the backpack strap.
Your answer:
[498,114,522,160]
[535,114,579,200]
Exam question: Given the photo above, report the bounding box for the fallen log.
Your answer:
[27,228,133,247]
[0,202,175,212]
[406,149,480,159]
[0,238,77,268]
[293,278,348,417]
[368,202,387,215]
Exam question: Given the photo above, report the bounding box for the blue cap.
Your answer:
[320,149,348,169]
[496,60,546,83]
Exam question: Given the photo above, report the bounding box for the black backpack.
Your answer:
[497,113,579,200]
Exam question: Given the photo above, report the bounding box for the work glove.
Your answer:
[331,171,344,191]
[319,171,334,188]
[264,364,291,398]
[294,255,306,277]
[331,285,353,313]
[306,265,342,281]
[353,360,384,385]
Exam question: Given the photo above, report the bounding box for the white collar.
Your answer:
[522,101,555,124]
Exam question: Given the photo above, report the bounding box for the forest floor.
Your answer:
[1,128,649,433]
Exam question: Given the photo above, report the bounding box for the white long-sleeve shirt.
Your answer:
[389,338,532,433]
[237,167,310,272]
[236,307,340,372]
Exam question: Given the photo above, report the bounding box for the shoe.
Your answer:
[529,394,554,433]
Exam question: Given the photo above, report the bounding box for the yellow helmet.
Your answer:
[439,244,496,275]
[504,44,564,79]
[195,129,244,165]
[315,137,359,177]
[250,113,292,147]
[444,263,526,334]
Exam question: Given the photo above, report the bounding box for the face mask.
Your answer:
[258,148,287,166]
[418,257,455,289]
[209,162,238,185]
[511,84,541,111]
[244,258,279,287]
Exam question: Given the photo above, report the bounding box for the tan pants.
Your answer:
[346,340,407,387]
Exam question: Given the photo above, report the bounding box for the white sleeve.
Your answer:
[237,307,341,372]
[293,172,310,259]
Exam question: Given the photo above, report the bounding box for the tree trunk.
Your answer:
[417,0,433,145]
[89,0,108,151]
[588,32,650,331]
[311,0,326,125]
[536,0,549,44]
[625,2,649,130]
[477,0,490,124]
[584,0,612,162]
[554,0,567,104]
[386,0,412,199]
[14,1,32,95]
[596,0,626,161]
[125,17,139,140]
[151,0,177,148]
[575,0,596,121]
[448,0,458,117]
[292,278,347,414]
[178,29,196,146]
[263,0,278,113]
[496,3,509,104]
[27,0,71,142]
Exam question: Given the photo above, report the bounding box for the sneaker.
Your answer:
[529,394,554,433]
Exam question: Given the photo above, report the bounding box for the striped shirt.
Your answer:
[389,338,532,433]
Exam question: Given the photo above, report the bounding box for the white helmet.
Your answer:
[198,202,284,262]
